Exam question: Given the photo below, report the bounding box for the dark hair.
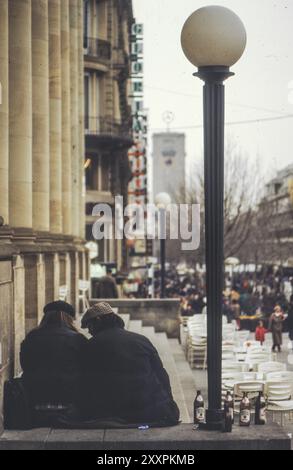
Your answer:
[39,310,79,333]
[89,313,124,334]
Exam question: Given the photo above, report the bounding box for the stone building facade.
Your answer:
[0,0,89,424]
[83,0,133,270]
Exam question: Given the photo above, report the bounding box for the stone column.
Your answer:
[0,0,9,226]
[65,252,72,303]
[78,0,85,239]
[53,253,60,299]
[24,255,38,333]
[61,0,72,235]
[69,0,80,237]
[37,254,46,323]
[70,250,79,313]
[9,0,32,228]
[49,0,62,233]
[32,0,50,232]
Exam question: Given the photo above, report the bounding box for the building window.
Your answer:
[83,0,90,49]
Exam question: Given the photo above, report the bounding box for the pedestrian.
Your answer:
[255,320,267,346]
[269,305,286,353]
[95,267,119,298]
[80,302,179,427]
[230,299,241,330]
[288,295,293,349]
[20,301,88,426]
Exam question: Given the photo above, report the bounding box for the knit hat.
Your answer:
[81,302,115,329]
[43,301,75,318]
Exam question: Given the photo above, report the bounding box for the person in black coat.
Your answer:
[20,301,87,423]
[288,295,293,344]
[80,302,180,426]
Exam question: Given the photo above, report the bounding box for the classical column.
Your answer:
[0,0,9,226]
[61,0,72,235]
[65,252,72,303]
[49,0,62,233]
[9,0,32,228]
[78,0,85,239]
[13,255,26,375]
[37,254,46,323]
[32,0,50,232]
[53,253,60,299]
[69,0,80,237]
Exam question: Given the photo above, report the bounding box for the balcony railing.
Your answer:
[84,37,111,63]
[85,116,132,141]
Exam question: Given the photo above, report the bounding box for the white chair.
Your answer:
[266,381,293,426]
[187,334,207,370]
[245,351,272,371]
[78,279,90,313]
[59,285,68,301]
[235,330,250,344]
[222,361,250,373]
[265,371,293,381]
[257,362,286,374]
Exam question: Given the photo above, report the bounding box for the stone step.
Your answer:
[128,319,142,334]
[168,338,197,422]
[0,423,290,450]
[140,327,190,424]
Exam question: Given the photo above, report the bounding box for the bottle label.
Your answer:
[260,408,267,423]
[195,407,205,422]
[240,409,250,425]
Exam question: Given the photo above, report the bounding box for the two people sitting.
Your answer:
[20,301,179,428]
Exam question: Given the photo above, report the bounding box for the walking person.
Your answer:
[255,320,267,346]
[288,295,293,350]
[269,305,286,353]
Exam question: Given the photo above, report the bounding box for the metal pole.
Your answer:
[194,66,234,430]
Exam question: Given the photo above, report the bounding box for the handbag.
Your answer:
[3,377,33,430]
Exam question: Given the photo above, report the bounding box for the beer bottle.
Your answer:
[194,390,205,424]
[239,392,251,426]
[224,391,234,432]
[255,391,267,425]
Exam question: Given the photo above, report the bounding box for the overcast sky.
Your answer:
[132,0,293,185]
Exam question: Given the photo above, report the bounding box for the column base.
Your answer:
[198,409,224,431]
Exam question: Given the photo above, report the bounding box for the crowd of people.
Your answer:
[154,265,293,349]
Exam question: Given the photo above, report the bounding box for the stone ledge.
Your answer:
[0,423,290,450]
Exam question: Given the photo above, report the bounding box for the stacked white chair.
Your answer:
[245,350,272,371]
[266,380,293,426]
[257,362,286,375]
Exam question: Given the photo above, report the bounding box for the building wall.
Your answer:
[84,0,133,271]
[0,0,89,429]
[152,133,186,202]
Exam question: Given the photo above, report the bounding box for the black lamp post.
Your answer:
[155,192,171,299]
[181,6,247,430]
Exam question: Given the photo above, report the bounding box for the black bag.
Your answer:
[3,378,32,430]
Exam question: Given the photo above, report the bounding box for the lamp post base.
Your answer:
[198,409,224,431]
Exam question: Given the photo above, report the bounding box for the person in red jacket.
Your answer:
[255,320,267,346]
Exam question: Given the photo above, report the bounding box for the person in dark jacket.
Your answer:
[288,295,293,345]
[20,301,87,424]
[95,268,119,298]
[80,302,179,426]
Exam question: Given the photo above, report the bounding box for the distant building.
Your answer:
[152,133,186,202]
